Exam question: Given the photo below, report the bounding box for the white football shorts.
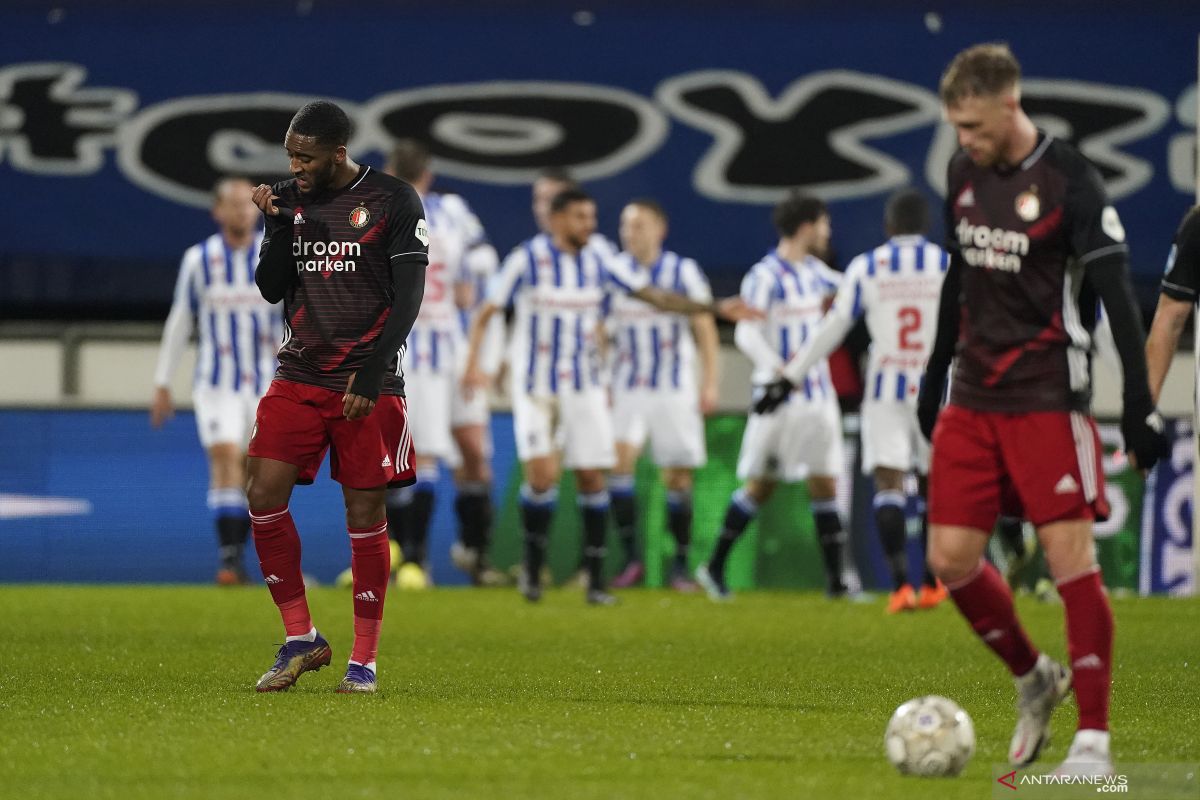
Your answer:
[193,387,259,450]
[512,386,615,469]
[860,400,929,475]
[404,369,459,467]
[611,388,706,468]
[736,397,843,482]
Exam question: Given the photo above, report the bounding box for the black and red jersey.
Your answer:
[944,133,1127,413]
[263,165,429,395]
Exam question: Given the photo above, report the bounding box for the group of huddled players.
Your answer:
[352,149,954,611]
[157,137,954,610]
[150,41,1193,777]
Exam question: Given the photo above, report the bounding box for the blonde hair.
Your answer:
[940,43,1021,106]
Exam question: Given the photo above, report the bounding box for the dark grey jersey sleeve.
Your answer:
[1160,206,1200,303]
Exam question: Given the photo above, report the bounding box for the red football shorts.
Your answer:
[248,379,416,489]
[929,404,1108,531]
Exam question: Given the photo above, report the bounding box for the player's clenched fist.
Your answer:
[251,184,285,217]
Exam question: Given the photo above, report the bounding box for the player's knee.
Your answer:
[663,469,693,492]
[575,469,606,494]
[245,476,285,511]
[344,498,386,530]
[926,546,972,584]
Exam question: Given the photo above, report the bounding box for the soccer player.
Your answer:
[606,199,719,591]
[755,189,949,613]
[529,168,616,587]
[917,45,1168,773]
[695,193,851,602]
[151,177,281,585]
[1146,206,1200,410]
[379,140,503,589]
[462,187,755,604]
[244,101,428,694]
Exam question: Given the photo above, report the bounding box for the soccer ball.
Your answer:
[884,695,975,777]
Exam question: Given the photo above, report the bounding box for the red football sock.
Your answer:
[349,520,390,665]
[250,504,311,637]
[948,561,1039,677]
[1058,568,1112,732]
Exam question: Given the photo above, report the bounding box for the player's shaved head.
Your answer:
[388,139,432,184]
[939,43,1021,106]
[885,189,930,237]
[288,100,353,148]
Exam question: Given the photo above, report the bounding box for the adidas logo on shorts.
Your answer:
[381,454,392,468]
[1053,474,1079,495]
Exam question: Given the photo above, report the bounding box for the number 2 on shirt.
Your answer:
[898,306,922,351]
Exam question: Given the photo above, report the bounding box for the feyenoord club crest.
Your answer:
[1015,187,1040,222]
[349,205,370,228]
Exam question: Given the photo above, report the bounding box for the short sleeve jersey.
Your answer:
[608,250,713,393]
[1159,205,1200,413]
[944,133,1127,413]
[1159,206,1200,305]
[739,250,841,401]
[837,236,949,405]
[264,166,429,395]
[487,233,648,397]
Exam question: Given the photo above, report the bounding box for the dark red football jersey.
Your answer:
[944,133,1127,413]
[264,165,429,395]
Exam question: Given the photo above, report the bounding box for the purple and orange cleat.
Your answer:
[254,633,332,692]
[335,664,378,694]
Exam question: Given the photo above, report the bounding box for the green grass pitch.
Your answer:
[1,586,1196,799]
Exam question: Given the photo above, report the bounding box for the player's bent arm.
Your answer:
[348,260,427,401]
[780,305,854,386]
[633,285,715,315]
[1145,293,1192,405]
[255,221,298,303]
[734,320,783,374]
[633,286,759,322]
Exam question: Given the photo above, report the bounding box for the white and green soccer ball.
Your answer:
[885,695,975,777]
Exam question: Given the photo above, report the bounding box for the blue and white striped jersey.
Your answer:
[779,235,949,405]
[154,231,282,395]
[608,250,712,392]
[738,250,842,402]
[404,192,492,374]
[489,233,648,397]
